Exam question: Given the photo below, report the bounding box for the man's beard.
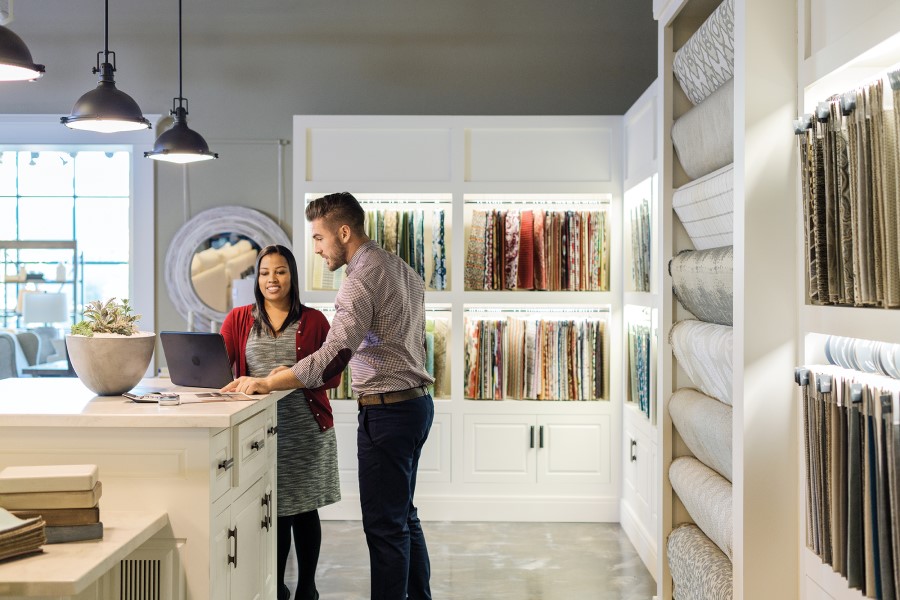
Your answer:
[327,242,348,272]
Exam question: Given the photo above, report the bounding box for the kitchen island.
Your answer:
[0,377,286,600]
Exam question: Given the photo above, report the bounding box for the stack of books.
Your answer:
[0,465,103,544]
[0,507,45,561]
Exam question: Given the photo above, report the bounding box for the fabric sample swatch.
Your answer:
[672,0,735,106]
[669,387,733,481]
[672,163,734,250]
[518,210,535,289]
[667,524,733,600]
[670,246,734,326]
[670,456,734,559]
[669,320,733,406]
[672,77,735,181]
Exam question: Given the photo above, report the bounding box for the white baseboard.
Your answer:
[320,494,621,523]
[619,499,657,581]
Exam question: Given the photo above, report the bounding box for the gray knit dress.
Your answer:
[245,320,341,516]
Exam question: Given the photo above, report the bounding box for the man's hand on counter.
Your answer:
[220,365,304,395]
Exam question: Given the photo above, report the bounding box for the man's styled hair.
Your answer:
[305,192,366,234]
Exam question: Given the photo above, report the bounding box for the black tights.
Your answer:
[277,510,321,600]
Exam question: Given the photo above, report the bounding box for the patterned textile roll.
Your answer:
[672,0,734,106]
[670,456,733,559]
[465,210,488,290]
[505,211,521,289]
[667,524,733,600]
[671,78,734,181]
[534,210,548,290]
[669,388,733,481]
[669,246,734,326]
[669,320,733,406]
[430,209,447,291]
[383,210,399,255]
[672,163,734,250]
[518,210,535,290]
[432,318,450,398]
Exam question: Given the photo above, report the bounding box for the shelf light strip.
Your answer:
[464,306,609,314]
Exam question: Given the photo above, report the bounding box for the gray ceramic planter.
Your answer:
[66,332,156,396]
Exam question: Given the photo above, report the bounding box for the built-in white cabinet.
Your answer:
[213,477,269,600]
[462,414,611,487]
[293,115,623,523]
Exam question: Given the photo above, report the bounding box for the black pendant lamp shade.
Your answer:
[0,24,44,81]
[146,103,217,163]
[145,0,217,163]
[61,0,150,133]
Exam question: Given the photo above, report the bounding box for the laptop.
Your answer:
[160,332,235,389]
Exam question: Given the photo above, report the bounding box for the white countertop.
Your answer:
[0,510,169,597]
[0,378,287,428]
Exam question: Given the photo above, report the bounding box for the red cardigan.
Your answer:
[220,304,341,431]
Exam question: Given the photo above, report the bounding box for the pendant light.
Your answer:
[145,0,217,163]
[0,11,44,82]
[60,0,150,133]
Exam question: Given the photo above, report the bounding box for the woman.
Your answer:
[220,244,340,600]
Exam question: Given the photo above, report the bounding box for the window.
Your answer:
[0,115,156,332]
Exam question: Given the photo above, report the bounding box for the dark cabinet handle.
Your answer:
[261,492,273,531]
[250,439,265,452]
[630,439,638,462]
[228,527,237,567]
[530,426,535,449]
[217,457,234,471]
[267,425,278,436]
[539,425,544,449]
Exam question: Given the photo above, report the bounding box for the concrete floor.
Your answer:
[285,520,656,600]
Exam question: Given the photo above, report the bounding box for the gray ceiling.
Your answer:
[1,0,657,135]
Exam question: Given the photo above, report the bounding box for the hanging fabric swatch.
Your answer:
[464,208,610,291]
[627,321,651,418]
[631,197,652,291]
[430,209,447,290]
[464,314,606,400]
[796,364,900,597]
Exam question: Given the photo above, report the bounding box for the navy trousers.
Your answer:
[358,394,434,600]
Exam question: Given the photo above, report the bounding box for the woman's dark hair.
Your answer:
[252,244,303,337]
[305,191,366,234]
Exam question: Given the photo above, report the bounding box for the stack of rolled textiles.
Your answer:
[0,507,45,561]
[0,464,103,544]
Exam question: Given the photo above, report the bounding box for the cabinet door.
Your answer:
[536,415,610,485]
[463,414,536,483]
[262,472,277,600]
[211,506,232,600]
[230,477,266,600]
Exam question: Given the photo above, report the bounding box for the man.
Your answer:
[223,191,435,600]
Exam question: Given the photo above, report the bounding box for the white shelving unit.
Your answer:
[620,80,660,579]
[292,115,624,522]
[796,0,900,598]
[654,0,798,598]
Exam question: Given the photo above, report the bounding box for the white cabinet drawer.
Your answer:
[233,410,269,490]
[211,428,234,501]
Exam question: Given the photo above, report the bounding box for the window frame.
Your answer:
[0,114,157,333]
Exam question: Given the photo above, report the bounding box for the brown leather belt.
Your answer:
[357,386,428,407]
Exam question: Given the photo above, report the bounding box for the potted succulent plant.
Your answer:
[66,298,156,395]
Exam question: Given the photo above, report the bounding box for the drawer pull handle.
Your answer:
[227,527,237,567]
[539,425,544,449]
[250,439,265,452]
[530,426,534,449]
[217,457,234,471]
[267,425,278,436]
[630,439,638,462]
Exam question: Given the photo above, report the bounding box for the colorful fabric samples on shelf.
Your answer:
[798,75,900,308]
[465,209,610,291]
[631,197,651,292]
[628,321,651,418]
[464,315,606,401]
[313,207,448,291]
[797,365,900,598]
